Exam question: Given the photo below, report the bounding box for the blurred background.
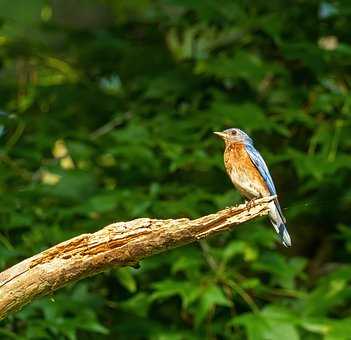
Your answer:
[1,0,351,339]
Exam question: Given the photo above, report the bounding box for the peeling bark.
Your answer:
[0,196,275,319]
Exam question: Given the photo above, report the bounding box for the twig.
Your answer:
[90,112,132,140]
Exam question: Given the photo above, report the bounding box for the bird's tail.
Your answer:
[268,200,291,247]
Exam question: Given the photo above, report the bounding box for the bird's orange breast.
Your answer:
[224,143,252,174]
[223,142,269,197]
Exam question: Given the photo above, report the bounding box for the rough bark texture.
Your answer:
[0,196,275,319]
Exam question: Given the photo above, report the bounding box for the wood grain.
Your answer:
[0,196,275,319]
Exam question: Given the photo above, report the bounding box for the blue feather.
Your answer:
[245,144,276,196]
[245,143,286,224]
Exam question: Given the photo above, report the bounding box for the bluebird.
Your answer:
[214,128,291,247]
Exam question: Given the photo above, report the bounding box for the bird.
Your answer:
[214,128,291,247]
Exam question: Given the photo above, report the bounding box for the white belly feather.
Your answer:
[230,168,264,199]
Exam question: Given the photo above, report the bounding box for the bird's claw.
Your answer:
[245,199,255,211]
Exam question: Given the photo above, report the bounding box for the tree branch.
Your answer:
[0,196,275,319]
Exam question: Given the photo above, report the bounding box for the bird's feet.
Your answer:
[245,199,255,211]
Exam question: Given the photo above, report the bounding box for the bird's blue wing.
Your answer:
[245,143,286,224]
[245,144,276,196]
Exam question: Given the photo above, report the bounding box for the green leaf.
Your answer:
[119,293,151,318]
[195,284,231,325]
[232,306,299,340]
[115,267,137,293]
[151,280,202,308]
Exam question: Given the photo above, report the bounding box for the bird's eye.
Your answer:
[231,130,237,135]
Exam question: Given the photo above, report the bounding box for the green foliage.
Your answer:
[1,0,351,338]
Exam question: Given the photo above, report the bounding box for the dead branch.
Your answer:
[0,196,275,319]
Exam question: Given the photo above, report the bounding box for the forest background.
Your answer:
[1,1,351,339]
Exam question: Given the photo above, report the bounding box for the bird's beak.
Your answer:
[213,131,227,138]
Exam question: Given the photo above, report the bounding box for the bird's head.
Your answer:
[214,128,253,145]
